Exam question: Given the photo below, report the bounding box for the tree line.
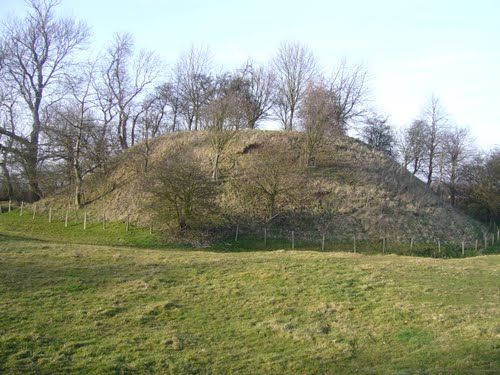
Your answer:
[0,0,497,226]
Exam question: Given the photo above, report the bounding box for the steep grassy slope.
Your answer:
[38,130,484,242]
[0,237,498,373]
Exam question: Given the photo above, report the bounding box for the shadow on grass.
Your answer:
[0,233,47,244]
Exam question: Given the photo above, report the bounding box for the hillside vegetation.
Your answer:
[35,130,484,243]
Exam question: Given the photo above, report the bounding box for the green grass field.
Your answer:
[1,233,499,373]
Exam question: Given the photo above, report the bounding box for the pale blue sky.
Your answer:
[1,0,499,149]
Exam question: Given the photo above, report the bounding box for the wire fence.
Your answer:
[229,224,500,258]
[1,200,499,258]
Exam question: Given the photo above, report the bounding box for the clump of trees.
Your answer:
[458,149,499,224]
[0,1,370,209]
[392,95,497,224]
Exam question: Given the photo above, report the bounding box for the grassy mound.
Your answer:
[26,130,485,243]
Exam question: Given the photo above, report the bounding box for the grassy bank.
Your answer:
[1,209,498,257]
[0,209,165,249]
[0,236,499,373]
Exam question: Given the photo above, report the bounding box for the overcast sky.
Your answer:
[1,0,499,150]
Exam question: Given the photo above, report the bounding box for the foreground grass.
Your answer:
[0,236,498,373]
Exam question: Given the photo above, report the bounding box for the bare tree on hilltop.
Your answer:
[272,41,317,131]
[100,32,159,149]
[440,126,474,205]
[300,80,337,166]
[360,114,394,155]
[238,62,275,129]
[329,59,369,133]
[175,46,214,131]
[422,95,448,187]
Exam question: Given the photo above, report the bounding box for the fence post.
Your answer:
[382,237,386,254]
[20,201,24,216]
[8,200,11,213]
[64,208,69,228]
[475,239,478,252]
[462,241,465,257]
[83,212,87,230]
[291,231,294,250]
[492,234,495,246]
[497,230,499,242]
[410,238,413,250]
[264,228,267,248]
[321,232,325,251]
[484,235,487,249]
[438,240,441,255]
[48,207,52,223]
[235,224,239,242]
[353,235,356,253]
[102,215,106,230]
[32,204,36,220]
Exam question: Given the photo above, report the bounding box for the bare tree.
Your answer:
[441,126,473,205]
[394,127,413,175]
[0,95,17,199]
[157,76,182,133]
[234,142,304,223]
[299,81,336,166]
[203,75,244,181]
[329,60,369,133]
[422,95,448,187]
[360,114,394,155]
[146,146,219,232]
[101,32,159,149]
[0,0,90,201]
[136,90,170,172]
[176,45,214,131]
[407,119,428,175]
[239,62,275,129]
[45,64,98,208]
[272,41,316,131]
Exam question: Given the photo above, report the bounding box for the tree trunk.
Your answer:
[26,99,43,202]
[25,144,42,202]
[143,138,150,172]
[73,134,84,208]
[268,193,276,222]
[212,153,220,181]
[412,158,419,175]
[288,107,295,131]
[74,177,83,208]
[0,160,14,199]
[449,159,457,206]
[172,110,178,132]
[119,113,129,149]
[426,149,434,187]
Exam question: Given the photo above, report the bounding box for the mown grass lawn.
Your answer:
[0,234,498,374]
